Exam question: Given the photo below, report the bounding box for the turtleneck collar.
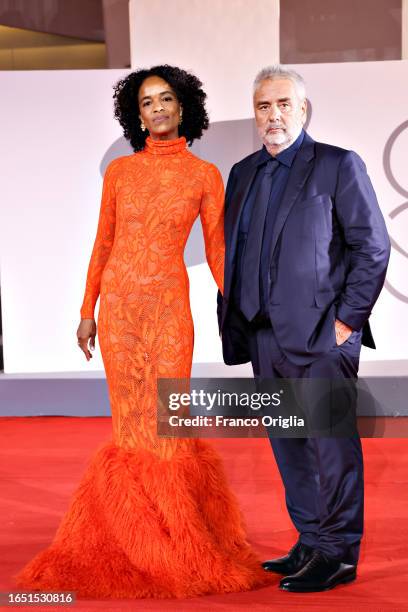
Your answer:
[144,135,187,155]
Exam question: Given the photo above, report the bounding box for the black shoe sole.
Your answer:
[279,572,356,593]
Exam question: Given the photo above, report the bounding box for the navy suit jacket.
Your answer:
[218,132,391,366]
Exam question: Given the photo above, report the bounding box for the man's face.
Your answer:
[253,78,307,152]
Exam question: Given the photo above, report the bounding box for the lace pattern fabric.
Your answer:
[81,136,224,455]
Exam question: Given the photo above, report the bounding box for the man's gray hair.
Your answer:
[253,65,306,100]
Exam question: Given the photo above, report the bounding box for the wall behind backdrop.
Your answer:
[0,59,407,374]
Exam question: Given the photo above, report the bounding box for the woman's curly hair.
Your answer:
[113,65,209,152]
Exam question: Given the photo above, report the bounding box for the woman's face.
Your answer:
[138,76,182,140]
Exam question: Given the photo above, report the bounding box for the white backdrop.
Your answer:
[129,0,280,121]
[1,61,407,373]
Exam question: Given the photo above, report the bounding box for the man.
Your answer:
[218,65,390,592]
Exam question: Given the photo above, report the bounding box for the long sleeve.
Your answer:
[199,163,225,294]
[80,160,118,319]
[335,151,391,330]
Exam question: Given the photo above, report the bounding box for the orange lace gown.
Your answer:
[15,136,270,599]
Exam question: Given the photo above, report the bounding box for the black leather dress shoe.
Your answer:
[279,550,357,592]
[262,541,314,575]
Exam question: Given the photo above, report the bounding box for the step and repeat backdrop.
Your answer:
[0,60,407,373]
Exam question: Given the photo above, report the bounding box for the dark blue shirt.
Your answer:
[233,129,305,318]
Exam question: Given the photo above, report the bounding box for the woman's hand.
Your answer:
[77,319,97,361]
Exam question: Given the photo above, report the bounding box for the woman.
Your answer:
[15,65,270,599]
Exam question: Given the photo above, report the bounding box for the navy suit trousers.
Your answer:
[248,323,364,564]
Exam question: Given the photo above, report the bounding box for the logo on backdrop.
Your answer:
[383,120,408,304]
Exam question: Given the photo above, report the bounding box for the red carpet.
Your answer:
[1,416,407,611]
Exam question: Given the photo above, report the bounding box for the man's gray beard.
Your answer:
[264,131,287,146]
[263,125,303,150]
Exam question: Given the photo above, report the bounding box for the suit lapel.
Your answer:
[269,133,315,259]
[225,157,259,265]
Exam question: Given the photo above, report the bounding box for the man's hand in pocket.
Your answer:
[335,319,353,345]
